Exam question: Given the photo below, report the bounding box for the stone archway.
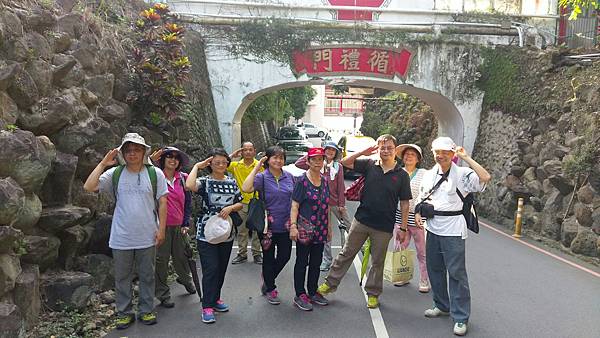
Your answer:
[231,78,464,153]
[206,41,484,153]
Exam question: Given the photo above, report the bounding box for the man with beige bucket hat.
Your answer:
[84,132,169,329]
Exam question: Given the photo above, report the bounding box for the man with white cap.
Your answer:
[415,136,491,336]
[84,133,169,329]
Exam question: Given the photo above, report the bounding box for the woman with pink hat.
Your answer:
[289,147,331,311]
[393,143,430,293]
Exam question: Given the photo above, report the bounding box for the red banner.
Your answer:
[292,46,412,79]
[327,0,388,21]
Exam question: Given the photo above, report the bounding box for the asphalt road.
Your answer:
[108,188,600,338]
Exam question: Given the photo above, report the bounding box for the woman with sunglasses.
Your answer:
[186,148,243,324]
[150,147,197,308]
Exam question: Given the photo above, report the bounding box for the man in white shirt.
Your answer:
[84,133,169,330]
[415,137,491,337]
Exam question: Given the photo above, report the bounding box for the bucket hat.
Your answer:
[396,144,423,161]
[160,146,190,169]
[204,215,232,244]
[431,137,456,152]
[117,133,151,165]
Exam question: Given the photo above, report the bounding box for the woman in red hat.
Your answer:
[289,147,331,311]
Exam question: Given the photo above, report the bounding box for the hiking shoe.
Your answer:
[214,299,229,312]
[424,307,450,318]
[159,299,175,308]
[319,263,331,272]
[202,308,216,324]
[253,255,263,265]
[139,312,157,325]
[454,322,468,336]
[418,280,430,293]
[367,295,379,309]
[266,289,281,305]
[310,292,329,306]
[231,255,247,264]
[317,282,332,295]
[115,313,135,330]
[293,294,313,311]
[393,280,410,287]
[176,278,197,294]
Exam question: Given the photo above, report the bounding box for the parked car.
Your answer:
[337,135,377,178]
[297,123,327,138]
[276,140,311,165]
[275,126,308,141]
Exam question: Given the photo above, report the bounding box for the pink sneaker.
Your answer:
[202,308,215,323]
[214,299,229,312]
[266,289,281,305]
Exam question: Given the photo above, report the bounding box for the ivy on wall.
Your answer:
[203,18,411,65]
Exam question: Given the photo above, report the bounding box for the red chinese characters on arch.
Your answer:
[292,46,413,79]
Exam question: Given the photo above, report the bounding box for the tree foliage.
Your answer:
[243,86,316,122]
[559,0,599,20]
[128,3,191,121]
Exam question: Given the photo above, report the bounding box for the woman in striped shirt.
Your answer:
[394,144,430,293]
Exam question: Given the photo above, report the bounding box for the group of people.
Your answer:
[83,130,490,336]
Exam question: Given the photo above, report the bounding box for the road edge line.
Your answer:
[352,254,390,338]
[480,221,600,279]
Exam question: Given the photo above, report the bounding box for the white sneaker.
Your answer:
[453,322,468,336]
[418,280,430,293]
[424,307,450,318]
[393,280,409,287]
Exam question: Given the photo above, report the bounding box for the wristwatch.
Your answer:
[398,227,407,232]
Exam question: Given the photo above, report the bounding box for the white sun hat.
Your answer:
[204,215,232,244]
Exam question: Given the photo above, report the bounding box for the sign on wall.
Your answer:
[326,0,392,21]
[292,46,413,79]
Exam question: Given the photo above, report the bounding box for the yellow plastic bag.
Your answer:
[383,249,415,284]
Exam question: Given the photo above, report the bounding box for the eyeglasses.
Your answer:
[123,147,144,154]
[164,153,180,160]
[379,147,395,152]
[211,161,228,166]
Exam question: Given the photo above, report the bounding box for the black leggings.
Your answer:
[262,232,292,292]
[294,242,325,296]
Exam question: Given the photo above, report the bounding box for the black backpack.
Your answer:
[456,189,479,234]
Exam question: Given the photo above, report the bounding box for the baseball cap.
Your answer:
[431,137,456,152]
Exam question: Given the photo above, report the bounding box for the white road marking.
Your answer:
[232,245,343,249]
[352,253,390,338]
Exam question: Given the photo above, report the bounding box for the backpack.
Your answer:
[112,164,158,201]
[456,189,479,234]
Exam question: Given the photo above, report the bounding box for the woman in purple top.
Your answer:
[242,145,295,306]
[289,147,331,311]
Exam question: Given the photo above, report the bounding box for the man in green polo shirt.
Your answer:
[228,142,264,264]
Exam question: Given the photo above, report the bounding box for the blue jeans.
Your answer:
[426,231,470,323]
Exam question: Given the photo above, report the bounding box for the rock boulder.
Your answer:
[74,254,114,292]
[41,271,93,311]
[0,177,25,227]
[11,194,42,235]
[40,152,78,207]
[0,226,23,254]
[13,265,40,329]
[0,130,55,193]
[0,254,21,297]
[37,206,91,234]
[0,303,25,338]
[20,235,60,272]
[570,230,598,257]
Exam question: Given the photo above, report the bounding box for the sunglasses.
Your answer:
[164,153,180,160]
